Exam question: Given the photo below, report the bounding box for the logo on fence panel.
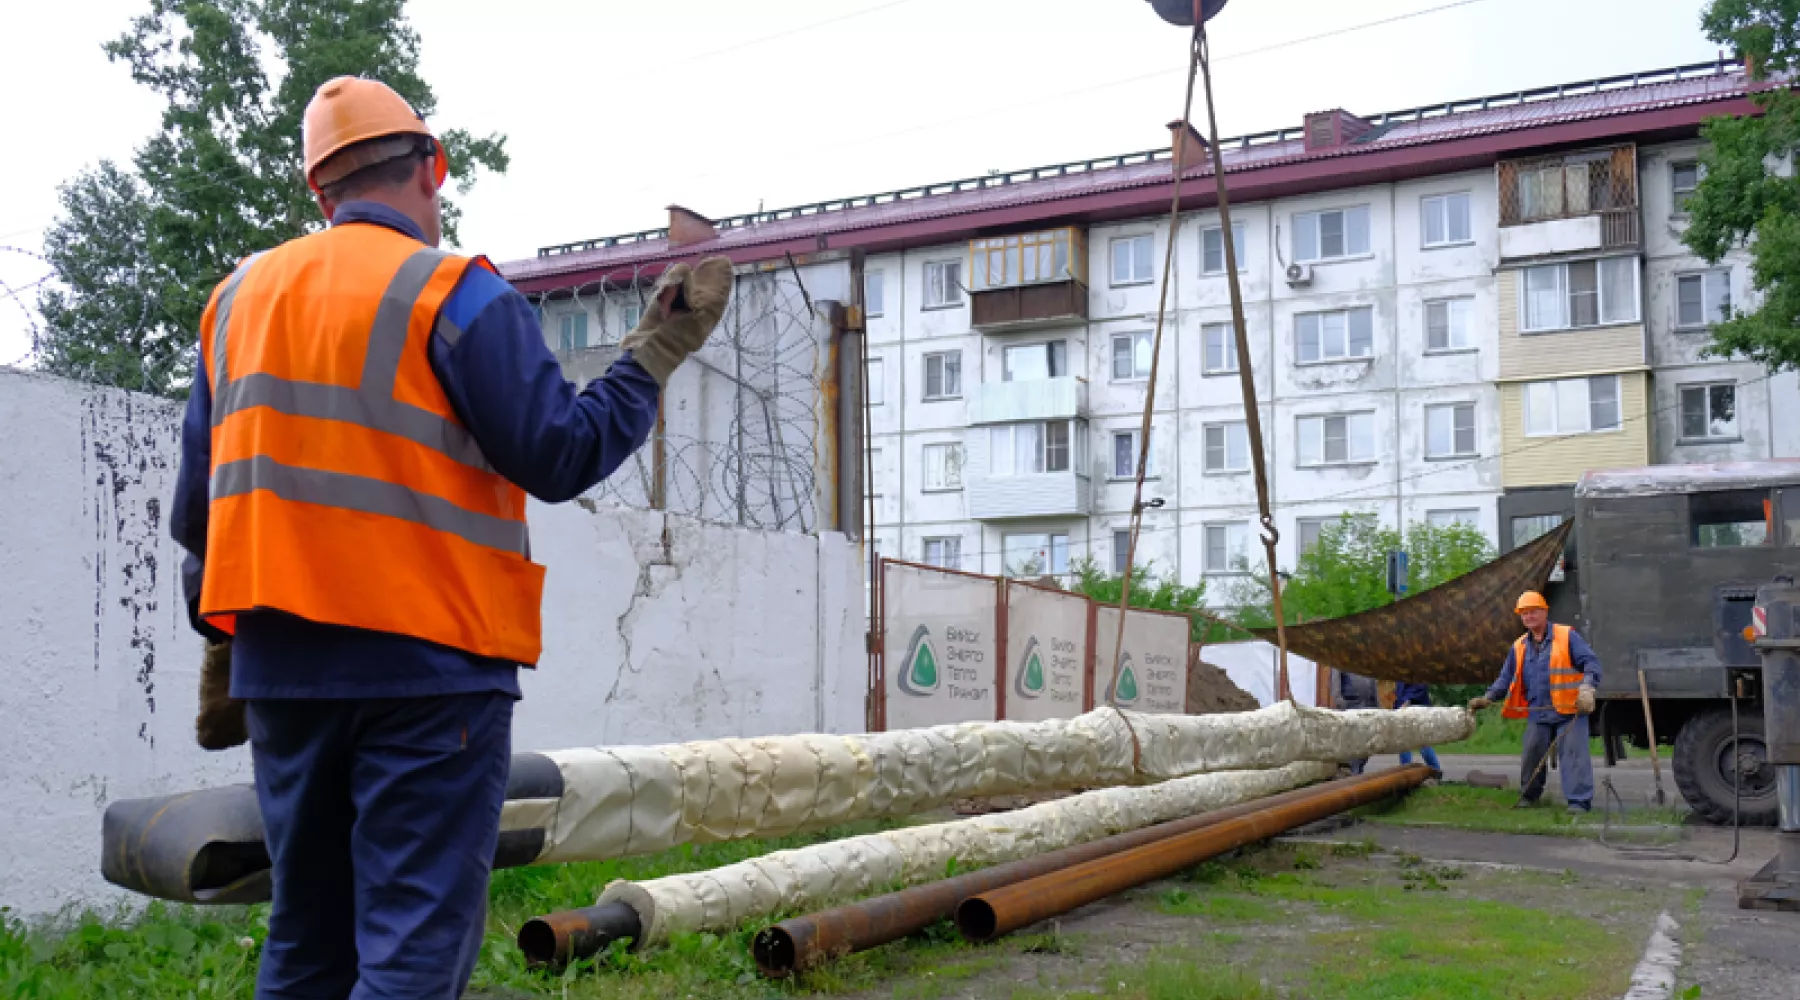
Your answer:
[1015,636,1046,699]
[898,624,941,696]
[1112,653,1140,705]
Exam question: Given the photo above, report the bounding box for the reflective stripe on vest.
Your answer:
[1502,624,1581,719]
[199,224,543,663]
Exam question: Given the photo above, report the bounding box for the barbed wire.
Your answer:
[537,265,829,535]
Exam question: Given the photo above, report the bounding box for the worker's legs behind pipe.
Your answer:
[1399,746,1441,771]
[248,693,514,1000]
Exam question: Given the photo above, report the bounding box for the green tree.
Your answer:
[1684,1,1800,370]
[1067,559,1225,641]
[1223,515,1496,628]
[36,0,508,396]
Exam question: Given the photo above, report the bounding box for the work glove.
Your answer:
[619,256,734,385]
[1576,684,1596,715]
[195,640,247,751]
[1466,696,1492,712]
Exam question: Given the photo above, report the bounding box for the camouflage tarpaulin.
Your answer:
[1252,521,1573,685]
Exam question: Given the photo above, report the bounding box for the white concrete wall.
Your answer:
[0,368,866,920]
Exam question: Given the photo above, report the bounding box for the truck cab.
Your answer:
[1574,462,1800,824]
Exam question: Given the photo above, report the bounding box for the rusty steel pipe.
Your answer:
[752,768,1407,977]
[517,900,642,968]
[955,764,1430,943]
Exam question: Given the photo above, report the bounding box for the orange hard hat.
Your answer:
[302,76,448,195]
[1514,591,1549,613]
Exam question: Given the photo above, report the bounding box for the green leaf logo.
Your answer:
[1015,637,1046,699]
[899,625,940,696]
[1114,654,1140,704]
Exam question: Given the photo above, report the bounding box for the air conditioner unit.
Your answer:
[1285,262,1313,287]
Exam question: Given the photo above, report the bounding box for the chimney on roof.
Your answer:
[666,205,717,249]
[1166,119,1210,168]
[1303,109,1373,152]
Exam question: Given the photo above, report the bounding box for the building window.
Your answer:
[1295,307,1374,364]
[1679,383,1737,442]
[1112,528,1134,575]
[1424,403,1476,458]
[1110,429,1157,479]
[1511,513,1563,548]
[1293,205,1371,262]
[1112,331,1153,381]
[867,358,884,406]
[1297,412,1376,466]
[921,442,964,491]
[558,312,589,351]
[1003,341,1067,382]
[1690,489,1771,548]
[1522,375,1621,437]
[1201,222,1247,275]
[970,228,1081,291]
[1202,422,1249,473]
[1111,234,1154,286]
[1004,532,1070,576]
[922,351,962,400]
[1296,517,1331,558]
[1676,270,1731,329]
[1427,509,1480,530]
[1203,522,1249,574]
[922,536,961,569]
[1671,161,1701,214]
[988,421,1075,475]
[1202,322,1239,374]
[1421,192,1472,247]
[1424,297,1474,352]
[924,260,963,308]
[619,299,643,332]
[865,270,885,317]
[1520,257,1639,331]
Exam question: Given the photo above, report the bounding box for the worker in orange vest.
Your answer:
[168,76,731,998]
[1467,591,1601,812]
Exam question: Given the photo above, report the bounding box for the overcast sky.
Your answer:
[0,0,1722,367]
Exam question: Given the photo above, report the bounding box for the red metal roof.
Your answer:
[501,61,1754,294]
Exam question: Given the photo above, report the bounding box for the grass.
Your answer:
[1355,783,1685,839]
[1436,712,1603,756]
[4,808,1658,999]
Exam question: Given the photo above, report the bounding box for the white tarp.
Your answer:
[1205,640,1320,707]
[1002,582,1091,722]
[518,703,1471,865]
[1092,607,1189,714]
[881,562,998,729]
[600,761,1339,946]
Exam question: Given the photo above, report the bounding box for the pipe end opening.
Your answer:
[517,919,563,969]
[954,899,1000,943]
[752,927,798,978]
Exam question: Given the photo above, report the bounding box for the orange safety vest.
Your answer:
[1502,624,1581,719]
[198,222,545,664]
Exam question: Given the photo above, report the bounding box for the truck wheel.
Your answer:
[1671,707,1778,826]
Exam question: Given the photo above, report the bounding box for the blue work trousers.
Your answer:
[1399,745,1441,770]
[1520,713,1592,807]
[247,693,513,999]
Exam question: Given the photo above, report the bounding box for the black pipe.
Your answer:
[517,901,643,968]
[100,751,564,904]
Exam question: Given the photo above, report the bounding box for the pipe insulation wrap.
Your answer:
[597,760,1339,946]
[534,704,1470,864]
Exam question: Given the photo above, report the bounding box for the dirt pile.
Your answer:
[1186,658,1261,715]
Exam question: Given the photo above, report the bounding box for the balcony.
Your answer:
[1497,146,1639,261]
[969,376,1087,425]
[967,472,1092,520]
[967,227,1090,330]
